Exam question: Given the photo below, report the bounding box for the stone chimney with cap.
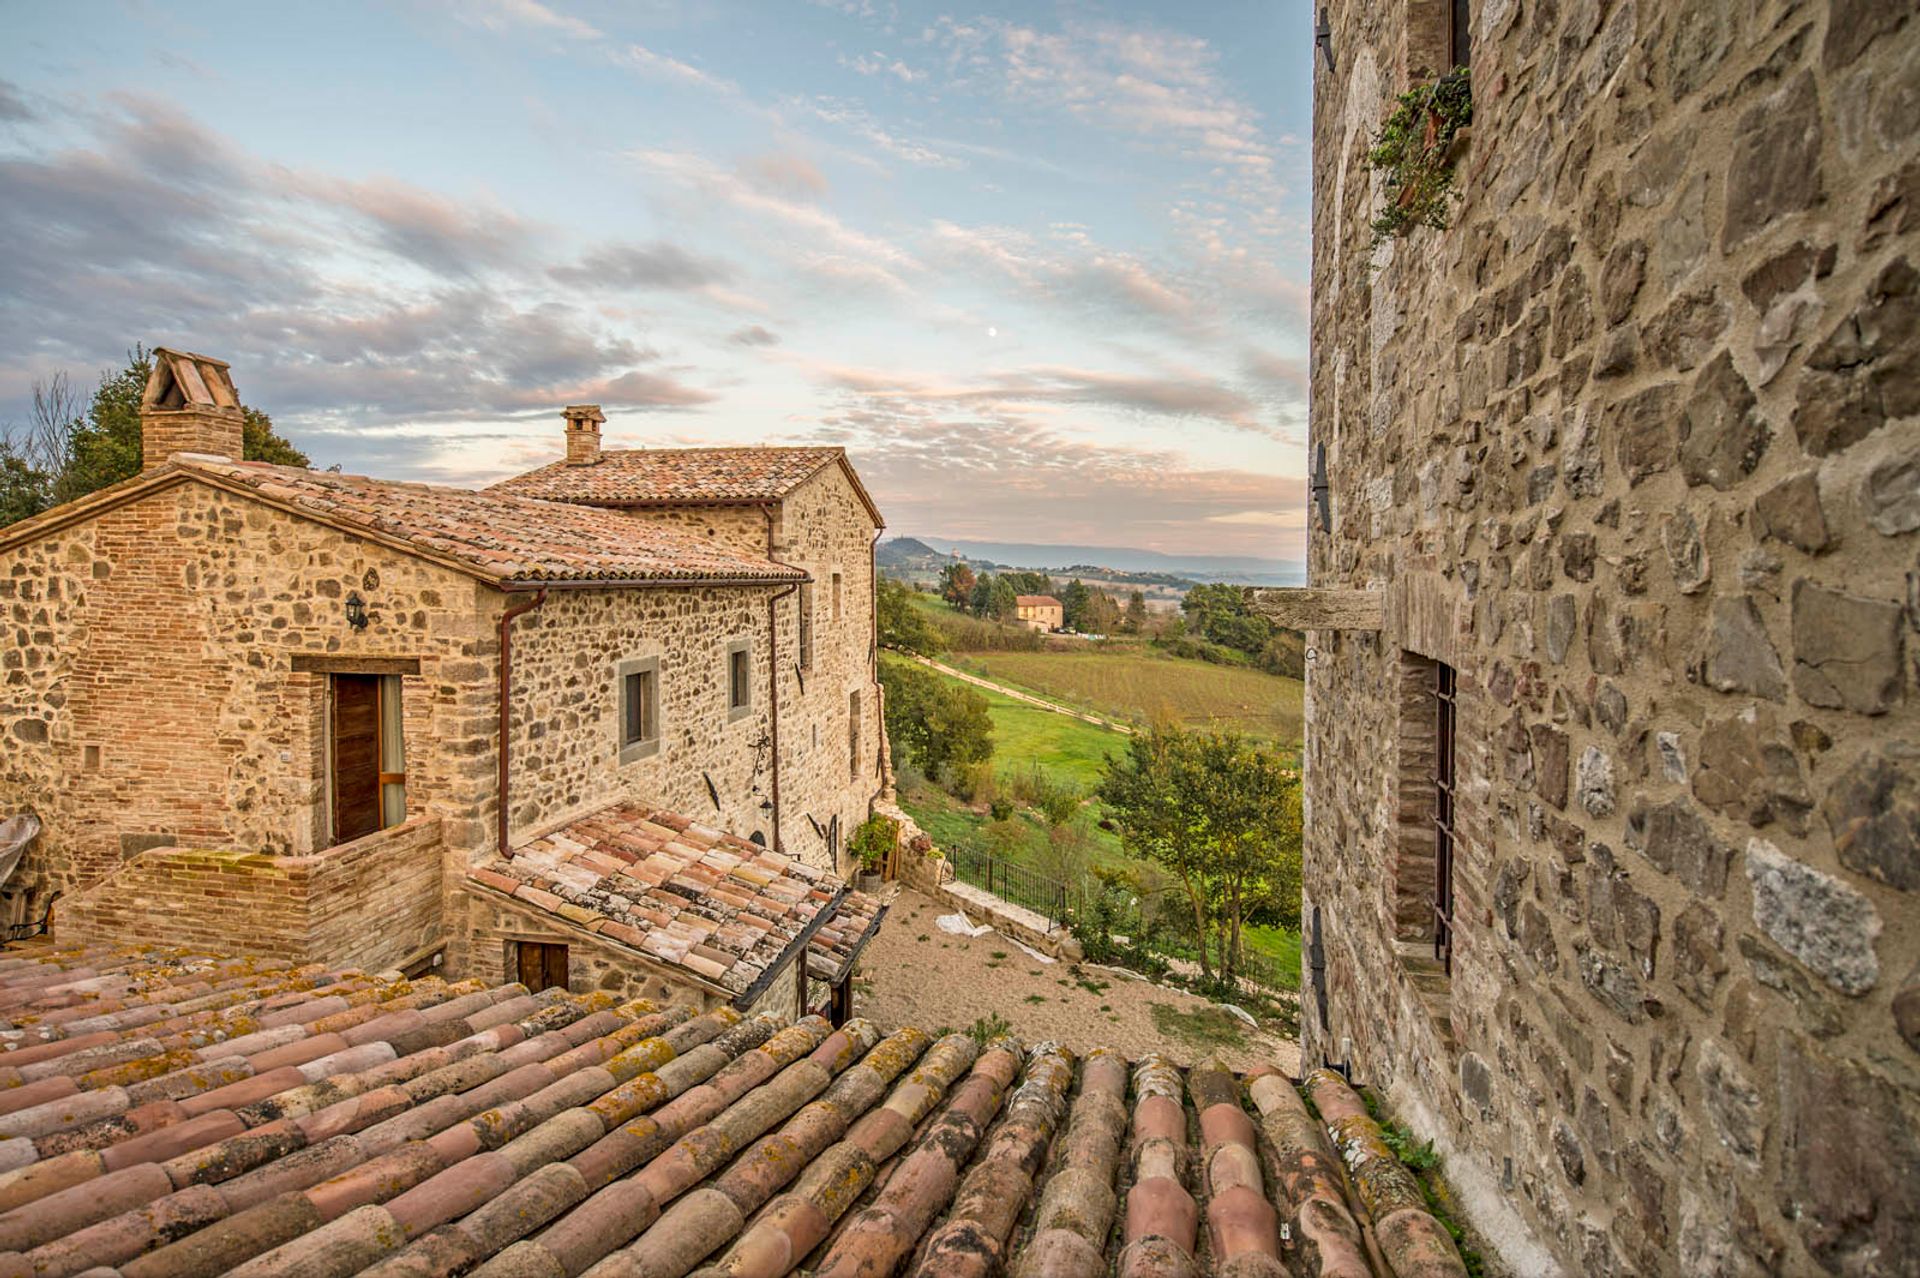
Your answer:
[140,348,245,470]
[563,404,605,466]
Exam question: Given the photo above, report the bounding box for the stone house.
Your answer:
[489,414,887,874]
[1014,593,1064,632]
[0,349,886,1020]
[1272,2,1920,1274]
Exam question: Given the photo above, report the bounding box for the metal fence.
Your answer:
[948,844,1072,931]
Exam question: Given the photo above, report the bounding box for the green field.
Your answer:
[884,650,1302,989]
[955,649,1303,743]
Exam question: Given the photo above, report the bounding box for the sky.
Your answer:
[0,0,1314,561]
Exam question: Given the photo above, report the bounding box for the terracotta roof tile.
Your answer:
[177,459,805,586]
[0,948,1469,1278]
[468,805,863,999]
[488,446,845,506]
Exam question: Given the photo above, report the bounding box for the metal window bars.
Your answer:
[1433,660,1458,975]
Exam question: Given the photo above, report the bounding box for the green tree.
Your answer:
[967,572,995,617]
[1123,590,1148,634]
[1095,724,1301,985]
[0,448,49,527]
[876,576,943,655]
[879,661,994,778]
[987,575,1019,621]
[938,561,976,609]
[1060,579,1091,629]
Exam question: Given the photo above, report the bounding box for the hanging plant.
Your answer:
[1367,69,1473,246]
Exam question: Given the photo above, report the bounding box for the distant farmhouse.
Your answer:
[0,349,888,1019]
[1014,593,1063,632]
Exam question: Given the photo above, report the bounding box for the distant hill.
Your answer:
[901,537,1306,587]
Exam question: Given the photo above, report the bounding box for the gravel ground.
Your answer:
[850,888,1302,1075]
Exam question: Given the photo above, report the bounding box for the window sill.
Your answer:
[1393,939,1457,1054]
[618,738,661,765]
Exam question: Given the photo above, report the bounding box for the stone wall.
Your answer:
[59,817,444,972]
[496,583,783,849]
[0,479,498,899]
[1305,3,1919,1275]
[602,466,886,874]
[764,465,884,874]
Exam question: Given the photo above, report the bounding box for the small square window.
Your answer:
[726,638,753,720]
[617,656,660,763]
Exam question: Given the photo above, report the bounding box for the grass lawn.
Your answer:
[955,649,1303,743]
[881,651,1126,789]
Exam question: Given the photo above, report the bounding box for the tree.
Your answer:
[0,348,314,526]
[987,575,1019,621]
[968,572,995,617]
[1060,579,1091,629]
[938,561,976,609]
[1095,724,1301,986]
[876,577,943,655]
[879,661,994,778]
[1123,590,1148,634]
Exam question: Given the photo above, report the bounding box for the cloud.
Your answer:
[800,97,960,168]
[0,80,33,123]
[807,405,1304,557]
[738,151,829,200]
[931,17,1276,175]
[729,324,780,346]
[462,0,600,41]
[614,43,737,94]
[815,360,1267,433]
[627,147,917,292]
[841,52,923,83]
[548,242,735,291]
[0,94,723,439]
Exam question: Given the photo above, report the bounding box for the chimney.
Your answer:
[563,404,605,466]
[140,348,245,470]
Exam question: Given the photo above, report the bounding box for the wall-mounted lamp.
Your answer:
[344,591,369,631]
[1315,8,1334,71]
[1310,441,1332,532]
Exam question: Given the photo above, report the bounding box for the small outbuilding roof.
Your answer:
[467,804,881,1002]
[1016,594,1062,607]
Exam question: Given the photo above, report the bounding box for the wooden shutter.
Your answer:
[517,942,568,993]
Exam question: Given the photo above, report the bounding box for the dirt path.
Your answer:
[894,653,1136,735]
[852,888,1300,1075]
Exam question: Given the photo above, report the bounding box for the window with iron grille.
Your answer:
[1432,659,1458,975]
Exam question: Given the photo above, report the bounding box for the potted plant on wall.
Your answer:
[849,813,898,892]
[1367,67,1473,247]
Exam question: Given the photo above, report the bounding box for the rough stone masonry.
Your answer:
[1303,1,1919,1274]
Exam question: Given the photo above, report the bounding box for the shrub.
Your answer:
[945,759,996,803]
[849,813,898,874]
[989,797,1015,822]
[1367,69,1474,245]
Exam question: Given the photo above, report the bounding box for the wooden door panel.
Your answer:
[332,675,381,844]
[518,942,568,993]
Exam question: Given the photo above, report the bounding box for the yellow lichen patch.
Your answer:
[82,1047,197,1090]
[604,1040,677,1087]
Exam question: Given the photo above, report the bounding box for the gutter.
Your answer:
[759,505,806,855]
[497,588,548,857]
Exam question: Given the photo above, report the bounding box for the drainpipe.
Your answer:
[497,588,548,858]
[867,525,888,811]
[760,506,805,854]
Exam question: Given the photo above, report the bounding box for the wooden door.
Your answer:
[517,942,568,993]
[331,675,381,845]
